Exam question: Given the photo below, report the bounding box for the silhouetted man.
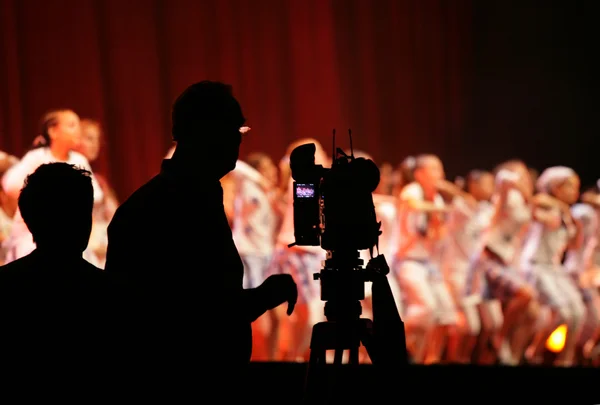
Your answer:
[105,81,297,386]
[0,163,110,366]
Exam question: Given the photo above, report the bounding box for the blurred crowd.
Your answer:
[1,109,599,367]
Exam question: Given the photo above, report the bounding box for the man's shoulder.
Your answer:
[110,175,166,224]
[0,254,34,277]
[125,174,167,203]
[79,260,114,288]
[80,258,104,274]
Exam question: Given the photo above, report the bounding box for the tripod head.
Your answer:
[314,249,391,322]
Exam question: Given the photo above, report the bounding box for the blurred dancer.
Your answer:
[442,170,496,363]
[528,167,540,191]
[453,176,466,191]
[232,152,278,289]
[268,139,329,361]
[230,152,279,360]
[391,156,416,197]
[371,160,401,264]
[565,199,600,362]
[0,152,19,265]
[466,160,537,365]
[0,151,19,174]
[368,162,404,362]
[2,110,103,264]
[580,185,600,287]
[75,119,119,268]
[521,167,586,366]
[376,162,395,196]
[352,151,402,331]
[393,154,457,364]
[227,128,256,228]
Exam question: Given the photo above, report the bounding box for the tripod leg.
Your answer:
[349,346,359,365]
[304,347,325,404]
[326,346,346,403]
[359,328,377,364]
[333,347,344,365]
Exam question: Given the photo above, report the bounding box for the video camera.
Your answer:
[288,132,381,253]
[290,131,408,383]
[288,130,387,320]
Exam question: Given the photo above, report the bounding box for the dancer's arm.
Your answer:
[1,150,40,200]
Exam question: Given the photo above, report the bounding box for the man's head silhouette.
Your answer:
[171,81,246,179]
[19,163,94,256]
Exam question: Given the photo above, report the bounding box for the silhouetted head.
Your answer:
[171,81,245,179]
[19,163,94,256]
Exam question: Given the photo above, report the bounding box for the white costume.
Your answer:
[444,198,494,299]
[520,167,585,329]
[443,198,495,335]
[231,160,278,289]
[393,182,456,329]
[360,193,402,314]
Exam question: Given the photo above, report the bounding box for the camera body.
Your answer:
[289,143,381,252]
[289,142,383,319]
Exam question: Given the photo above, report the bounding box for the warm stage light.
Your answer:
[546,324,567,353]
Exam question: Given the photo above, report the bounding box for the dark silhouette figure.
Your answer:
[0,163,111,366]
[104,81,297,387]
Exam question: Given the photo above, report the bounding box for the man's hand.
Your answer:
[258,274,298,315]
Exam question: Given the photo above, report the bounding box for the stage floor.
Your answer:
[247,362,599,404]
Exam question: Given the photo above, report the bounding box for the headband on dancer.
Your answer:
[536,166,576,194]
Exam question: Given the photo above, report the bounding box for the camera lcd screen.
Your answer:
[295,183,316,198]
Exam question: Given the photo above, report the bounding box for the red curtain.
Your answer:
[0,0,472,200]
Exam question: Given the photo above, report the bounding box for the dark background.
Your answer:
[0,0,597,200]
[466,1,597,188]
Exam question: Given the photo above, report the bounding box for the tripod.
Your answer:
[303,252,407,404]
